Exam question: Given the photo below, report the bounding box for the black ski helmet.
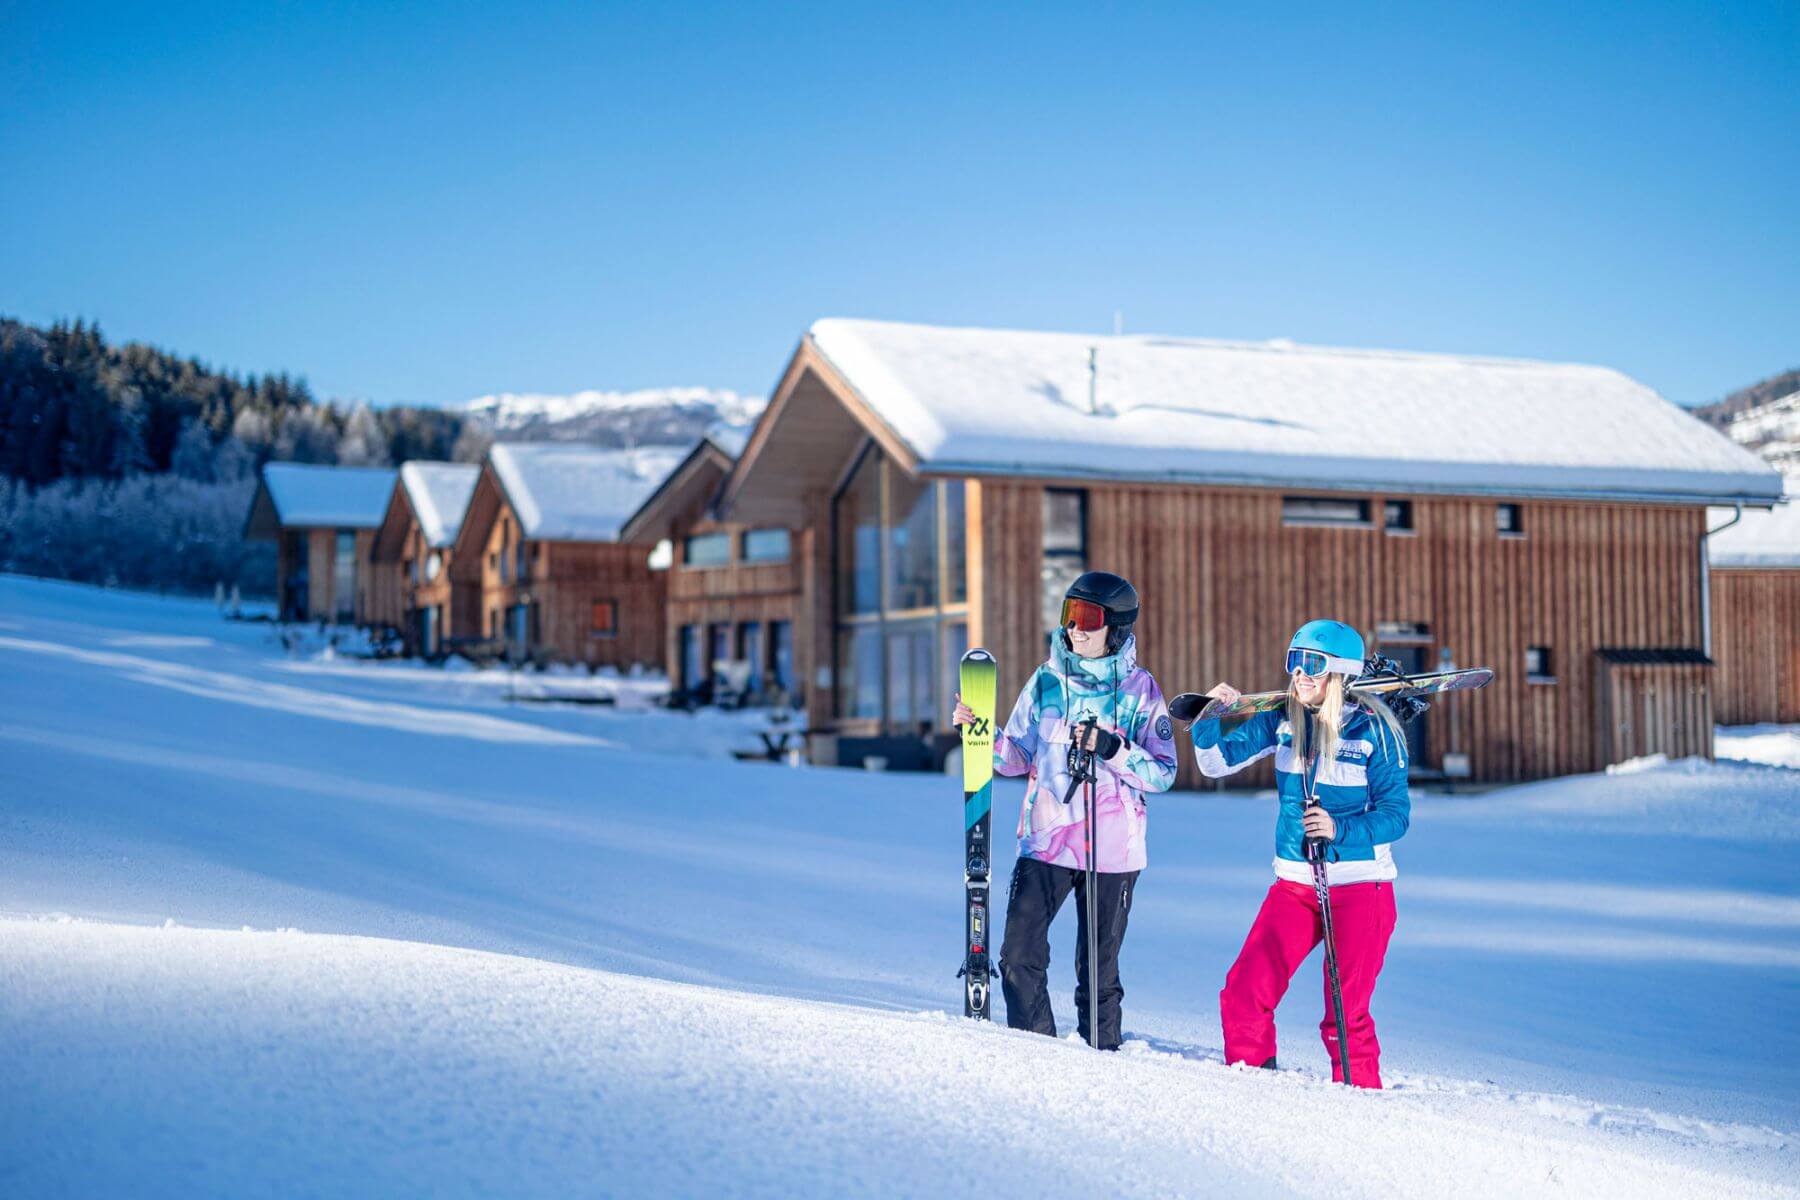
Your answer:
[1062,570,1139,652]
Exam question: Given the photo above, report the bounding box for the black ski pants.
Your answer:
[999,855,1140,1050]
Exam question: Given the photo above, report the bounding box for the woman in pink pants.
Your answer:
[1190,620,1411,1087]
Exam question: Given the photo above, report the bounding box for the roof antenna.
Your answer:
[1088,346,1099,415]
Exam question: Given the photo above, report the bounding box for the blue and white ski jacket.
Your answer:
[1192,703,1410,886]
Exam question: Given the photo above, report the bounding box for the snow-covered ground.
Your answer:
[1720,723,1800,770]
[2,575,1796,1197]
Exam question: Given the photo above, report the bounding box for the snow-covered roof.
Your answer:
[488,443,687,541]
[804,319,1783,504]
[260,463,397,529]
[1710,478,1800,567]
[399,462,480,548]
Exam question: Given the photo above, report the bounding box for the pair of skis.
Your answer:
[956,647,1103,1049]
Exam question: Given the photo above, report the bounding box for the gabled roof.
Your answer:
[399,462,480,548]
[245,463,398,538]
[618,436,738,544]
[723,319,1782,518]
[487,443,686,542]
[1710,478,1800,567]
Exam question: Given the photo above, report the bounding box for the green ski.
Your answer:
[958,647,998,1019]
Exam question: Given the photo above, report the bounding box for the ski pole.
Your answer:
[1085,768,1100,1050]
[1303,750,1353,1086]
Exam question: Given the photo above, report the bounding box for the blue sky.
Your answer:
[3,2,1794,408]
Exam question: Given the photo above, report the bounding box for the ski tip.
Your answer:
[1168,693,1206,723]
[961,647,996,665]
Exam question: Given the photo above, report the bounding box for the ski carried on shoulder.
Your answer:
[1168,666,1494,724]
[957,648,998,1019]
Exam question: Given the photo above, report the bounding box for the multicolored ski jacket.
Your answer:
[1192,703,1410,885]
[994,633,1178,873]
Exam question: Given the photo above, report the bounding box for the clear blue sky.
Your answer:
[3,1,1794,408]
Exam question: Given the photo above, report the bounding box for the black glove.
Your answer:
[1089,726,1124,760]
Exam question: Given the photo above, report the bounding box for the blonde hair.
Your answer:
[1287,674,1410,777]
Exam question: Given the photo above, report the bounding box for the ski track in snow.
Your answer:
[1,575,1798,1196]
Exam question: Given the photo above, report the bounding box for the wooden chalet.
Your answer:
[618,427,805,704]
[243,463,397,624]
[1709,481,1800,724]
[447,443,677,668]
[716,318,1784,783]
[368,462,481,656]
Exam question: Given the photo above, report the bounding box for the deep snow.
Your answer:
[2,575,1796,1197]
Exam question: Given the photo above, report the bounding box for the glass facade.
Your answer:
[832,444,972,731]
[685,531,732,566]
[740,528,791,563]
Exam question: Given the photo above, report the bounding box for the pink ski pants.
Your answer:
[1220,879,1397,1088]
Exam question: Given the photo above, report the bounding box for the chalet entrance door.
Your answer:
[1372,622,1432,774]
[420,605,440,658]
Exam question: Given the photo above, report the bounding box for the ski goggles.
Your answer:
[1061,597,1111,632]
[1286,648,1363,677]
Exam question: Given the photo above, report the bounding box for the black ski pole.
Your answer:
[1085,767,1100,1050]
[1304,753,1354,1086]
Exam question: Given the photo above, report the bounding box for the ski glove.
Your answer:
[1090,727,1124,761]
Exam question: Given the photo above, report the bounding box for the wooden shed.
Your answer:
[368,462,481,656]
[618,428,806,704]
[447,443,677,669]
[243,463,397,624]
[716,318,1783,782]
[1708,482,1800,724]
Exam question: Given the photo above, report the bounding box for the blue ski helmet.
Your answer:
[1287,619,1365,678]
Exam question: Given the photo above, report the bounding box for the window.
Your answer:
[1283,496,1371,526]
[589,600,617,639]
[1042,488,1088,632]
[740,528,790,563]
[1526,646,1555,682]
[1383,500,1414,532]
[679,625,702,689]
[515,539,529,580]
[685,531,732,568]
[831,445,972,728]
[771,620,795,695]
[887,471,938,610]
[1498,503,1524,536]
[333,531,356,620]
[708,623,731,672]
[738,621,764,690]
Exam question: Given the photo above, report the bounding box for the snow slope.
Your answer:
[1,576,1796,1196]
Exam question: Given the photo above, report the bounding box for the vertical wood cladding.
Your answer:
[975,481,1707,786]
[1712,569,1800,724]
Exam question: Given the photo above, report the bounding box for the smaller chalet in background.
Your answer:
[244,463,397,623]
[619,426,805,706]
[449,443,681,668]
[368,462,481,657]
[1709,480,1800,724]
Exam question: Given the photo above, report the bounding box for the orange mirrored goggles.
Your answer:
[1061,597,1110,632]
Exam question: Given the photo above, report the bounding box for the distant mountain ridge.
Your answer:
[1695,367,1800,475]
[457,387,766,449]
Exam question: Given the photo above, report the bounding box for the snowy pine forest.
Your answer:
[0,317,761,596]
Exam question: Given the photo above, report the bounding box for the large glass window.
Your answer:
[334,531,356,620]
[739,621,764,691]
[887,471,938,611]
[837,448,882,615]
[679,625,702,690]
[771,621,795,695]
[831,445,972,730]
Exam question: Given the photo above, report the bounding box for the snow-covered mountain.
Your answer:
[1696,369,1800,474]
[1718,389,1800,474]
[456,386,766,448]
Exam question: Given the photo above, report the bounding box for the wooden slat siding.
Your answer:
[531,541,665,669]
[803,489,834,731]
[966,483,1711,787]
[1712,568,1800,725]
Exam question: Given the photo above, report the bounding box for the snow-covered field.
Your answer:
[2,575,1796,1198]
